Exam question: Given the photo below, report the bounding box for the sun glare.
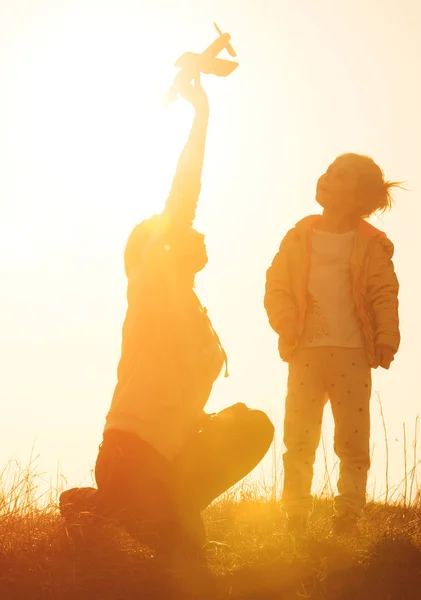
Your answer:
[4,13,192,260]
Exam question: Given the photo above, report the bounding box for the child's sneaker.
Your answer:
[286,515,308,538]
[332,513,358,536]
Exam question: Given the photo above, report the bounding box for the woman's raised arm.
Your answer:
[164,72,210,228]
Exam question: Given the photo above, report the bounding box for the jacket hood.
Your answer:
[294,215,322,233]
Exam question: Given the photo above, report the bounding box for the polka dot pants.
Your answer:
[282,347,371,518]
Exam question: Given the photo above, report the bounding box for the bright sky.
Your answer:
[1,0,420,502]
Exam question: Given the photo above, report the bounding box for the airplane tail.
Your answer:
[213,22,237,57]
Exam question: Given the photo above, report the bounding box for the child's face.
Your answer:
[316,155,363,214]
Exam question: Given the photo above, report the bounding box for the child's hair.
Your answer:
[337,153,403,217]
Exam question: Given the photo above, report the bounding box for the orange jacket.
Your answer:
[264,215,400,366]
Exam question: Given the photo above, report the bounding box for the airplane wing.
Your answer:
[203,57,238,76]
[175,53,238,76]
[175,52,202,70]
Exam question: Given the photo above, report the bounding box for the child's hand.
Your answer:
[278,318,298,346]
[375,344,395,370]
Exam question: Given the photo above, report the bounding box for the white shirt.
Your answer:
[301,229,364,348]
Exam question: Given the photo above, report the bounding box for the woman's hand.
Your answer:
[175,71,209,113]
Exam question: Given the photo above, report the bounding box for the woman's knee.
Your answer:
[246,409,275,446]
[214,404,274,454]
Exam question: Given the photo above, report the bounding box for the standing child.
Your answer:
[264,153,400,535]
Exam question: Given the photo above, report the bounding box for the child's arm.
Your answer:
[264,232,297,344]
[163,73,210,228]
[367,237,400,366]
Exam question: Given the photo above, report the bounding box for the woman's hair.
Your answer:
[124,214,207,279]
[124,215,160,278]
[337,153,403,217]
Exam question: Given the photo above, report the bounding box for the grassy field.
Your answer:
[1,462,421,600]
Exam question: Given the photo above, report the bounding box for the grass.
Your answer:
[2,401,421,600]
[2,461,421,600]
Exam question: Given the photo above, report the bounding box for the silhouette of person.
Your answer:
[60,73,274,558]
[264,153,400,537]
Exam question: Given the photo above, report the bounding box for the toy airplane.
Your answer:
[176,22,238,76]
[166,23,238,104]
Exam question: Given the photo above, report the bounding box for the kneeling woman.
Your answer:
[60,74,274,554]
